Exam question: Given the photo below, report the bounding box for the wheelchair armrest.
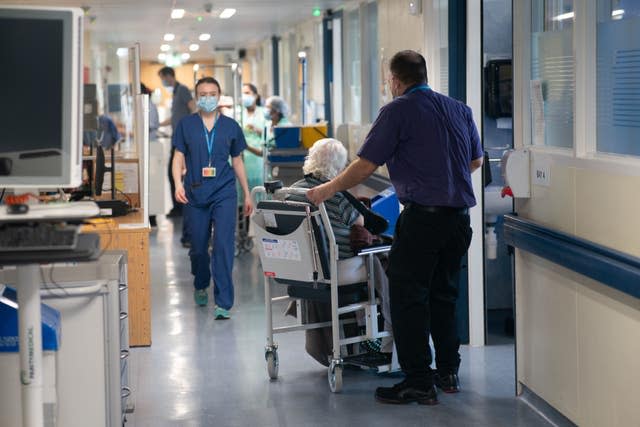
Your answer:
[356,244,392,256]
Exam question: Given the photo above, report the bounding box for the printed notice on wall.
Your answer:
[530,79,545,146]
[261,238,301,261]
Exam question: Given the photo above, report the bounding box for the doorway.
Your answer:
[482,0,515,345]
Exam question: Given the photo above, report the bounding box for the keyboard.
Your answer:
[0,223,79,252]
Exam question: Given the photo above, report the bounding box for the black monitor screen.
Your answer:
[0,18,63,157]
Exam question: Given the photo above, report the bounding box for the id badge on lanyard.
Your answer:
[202,166,216,177]
[202,116,218,178]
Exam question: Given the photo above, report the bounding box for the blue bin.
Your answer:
[274,126,301,149]
[371,187,400,237]
[0,286,61,352]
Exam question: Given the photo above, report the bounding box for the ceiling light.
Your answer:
[552,12,574,21]
[164,33,175,41]
[189,44,200,52]
[160,44,171,52]
[158,53,167,61]
[219,8,236,19]
[197,16,203,22]
[612,9,624,19]
[165,55,182,67]
[171,8,185,19]
[199,33,211,41]
[181,53,191,61]
[116,47,128,57]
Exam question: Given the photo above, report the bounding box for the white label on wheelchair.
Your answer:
[263,212,277,228]
[261,238,301,261]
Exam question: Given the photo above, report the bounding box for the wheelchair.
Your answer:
[251,181,398,393]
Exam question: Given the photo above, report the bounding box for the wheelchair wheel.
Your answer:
[266,350,279,380]
[328,361,343,393]
[243,237,254,251]
[234,241,241,257]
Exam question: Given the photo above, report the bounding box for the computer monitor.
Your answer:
[0,6,83,188]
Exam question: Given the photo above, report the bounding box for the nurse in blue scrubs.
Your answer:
[172,76,253,319]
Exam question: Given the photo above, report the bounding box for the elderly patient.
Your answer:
[286,138,393,366]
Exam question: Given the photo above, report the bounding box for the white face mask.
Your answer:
[242,94,256,108]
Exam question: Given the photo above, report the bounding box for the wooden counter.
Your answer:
[83,210,151,346]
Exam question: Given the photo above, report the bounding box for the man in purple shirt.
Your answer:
[307,50,483,405]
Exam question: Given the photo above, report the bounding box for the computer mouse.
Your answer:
[6,204,29,214]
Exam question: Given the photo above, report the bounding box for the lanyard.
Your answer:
[406,84,431,95]
[201,113,219,167]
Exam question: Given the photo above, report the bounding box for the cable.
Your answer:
[41,219,114,296]
[0,189,5,203]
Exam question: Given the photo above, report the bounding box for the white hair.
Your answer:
[303,138,348,180]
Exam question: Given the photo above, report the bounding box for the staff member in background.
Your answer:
[241,83,267,191]
[307,50,483,405]
[264,96,290,133]
[158,66,196,245]
[172,76,253,319]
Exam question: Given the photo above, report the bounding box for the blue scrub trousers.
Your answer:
[187,193,237,310]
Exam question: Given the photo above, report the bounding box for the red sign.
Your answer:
[264,271,276,277]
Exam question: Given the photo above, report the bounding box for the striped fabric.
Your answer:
[287,176,360,259]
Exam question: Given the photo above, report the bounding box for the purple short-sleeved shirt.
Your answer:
[358,85,482,208]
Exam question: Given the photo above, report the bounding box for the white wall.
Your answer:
[513,1,640,425]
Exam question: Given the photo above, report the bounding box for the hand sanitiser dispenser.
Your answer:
[500,149,530,198]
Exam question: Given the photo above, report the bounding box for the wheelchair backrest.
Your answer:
[252,200,332,283]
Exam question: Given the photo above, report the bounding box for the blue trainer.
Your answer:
[194,289,208,306]
[214,306,231,320]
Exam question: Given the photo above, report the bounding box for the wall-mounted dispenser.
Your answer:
[500,149,530,198]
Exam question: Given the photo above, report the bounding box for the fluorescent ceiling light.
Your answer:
[116,47,128,57]
[160,44,171,52]
[553,12,574,21]
[612,9,624,18]
[164,33,175,41]
[165,55,182,67]
[158,53,167,61]
[219,8,236,19]
[171,8,185,19]
[181,53,191,61]
[199,33,211,41]
[189,44,200,52]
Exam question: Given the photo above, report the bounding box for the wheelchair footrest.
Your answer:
[343,351,392,370]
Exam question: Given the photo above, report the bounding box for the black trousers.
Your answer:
[387,205,472,385]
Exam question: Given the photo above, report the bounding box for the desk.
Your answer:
[83,210,151,346]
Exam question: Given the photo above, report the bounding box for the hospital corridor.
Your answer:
[1,1,639,427]
[124,217,545,426]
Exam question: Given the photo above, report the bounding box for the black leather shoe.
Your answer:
[375,380,438,405]
[434,372,460,393]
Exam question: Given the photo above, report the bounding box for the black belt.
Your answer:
[406,203,469,215]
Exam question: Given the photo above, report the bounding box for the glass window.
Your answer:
[530,0,574,148]
[597,0,640,156]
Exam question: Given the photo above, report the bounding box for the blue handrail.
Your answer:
[502,214,640,300]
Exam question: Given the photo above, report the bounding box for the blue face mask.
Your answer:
[161,79,172,88]
[264,109,272,121]
[197,96,218,113]
[242,94,256,108]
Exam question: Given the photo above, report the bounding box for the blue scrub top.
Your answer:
[358,85,482,208]
[173,113,247,207]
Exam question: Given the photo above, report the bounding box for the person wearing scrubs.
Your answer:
[241,83,267,191]
[172,77,253,319]
[264,96,291,136]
